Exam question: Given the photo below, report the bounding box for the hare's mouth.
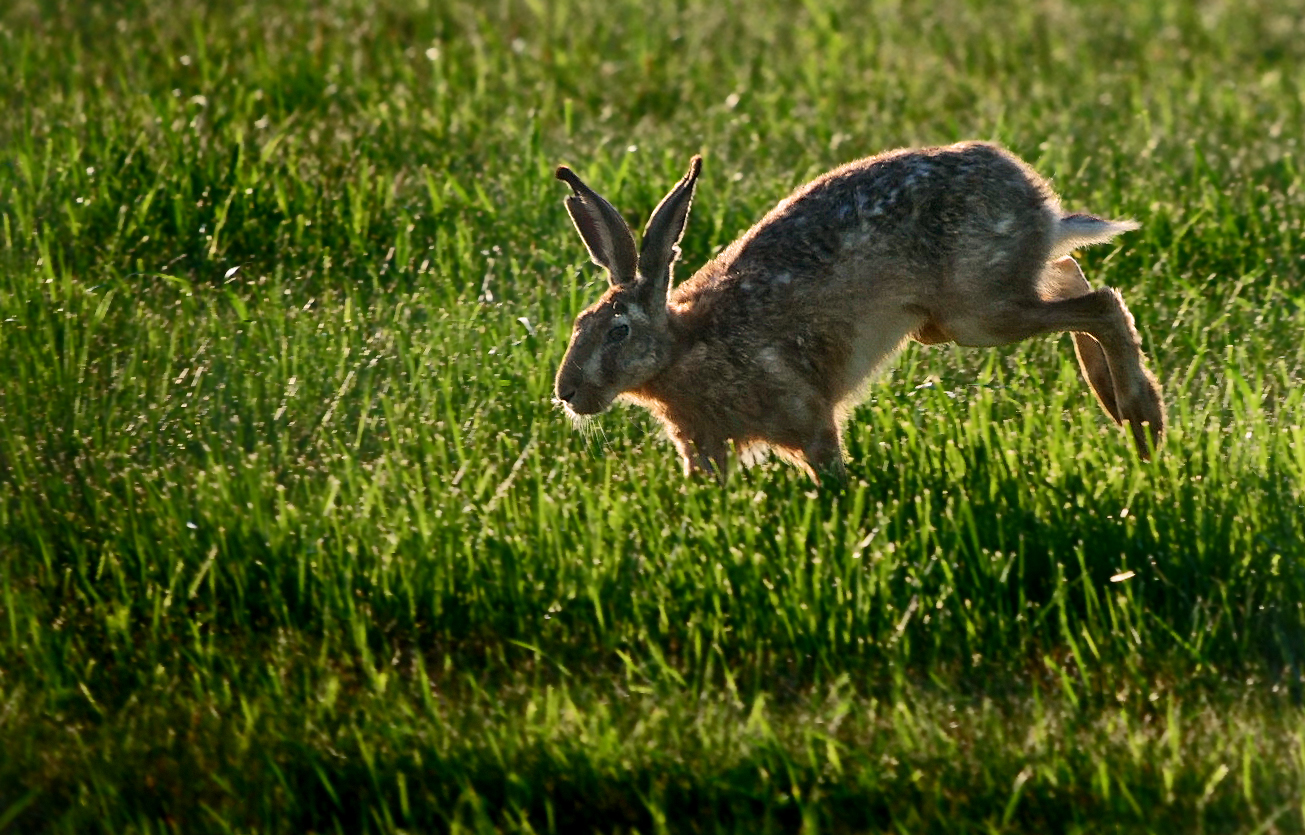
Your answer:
[561,399,609,418]
[554,392,613,420]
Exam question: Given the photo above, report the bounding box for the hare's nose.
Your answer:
[556,386,577,404]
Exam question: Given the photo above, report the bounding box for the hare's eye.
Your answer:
[605,323,629,345]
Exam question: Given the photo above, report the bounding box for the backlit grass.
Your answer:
[2,0,1305,831]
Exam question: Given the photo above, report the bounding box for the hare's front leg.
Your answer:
[799,423,847,484]
[671,434,730,483]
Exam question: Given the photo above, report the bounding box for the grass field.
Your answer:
[2,0,1305,831]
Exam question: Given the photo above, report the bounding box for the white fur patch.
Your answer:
[757,346,785,375]
[841,229,871,249]
[583,351,603,384]
[838,308,927,404]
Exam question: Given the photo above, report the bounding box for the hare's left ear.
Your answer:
[638,155,702,303]
[556,165,639,287]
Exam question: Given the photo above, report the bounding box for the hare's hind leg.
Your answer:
[963,286,1165,459]
[1040,257,1123,424]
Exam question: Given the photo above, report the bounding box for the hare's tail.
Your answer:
[1048,213,1140,259]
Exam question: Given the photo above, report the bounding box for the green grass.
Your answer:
[2,0,1305,831]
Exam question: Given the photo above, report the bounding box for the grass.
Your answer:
[2,0,1305,831]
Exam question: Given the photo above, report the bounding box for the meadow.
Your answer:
[2,0,1304,831]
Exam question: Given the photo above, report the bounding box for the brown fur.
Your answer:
[554,142,1165,481]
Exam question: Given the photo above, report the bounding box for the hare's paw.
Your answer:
[1114,367,1165,460]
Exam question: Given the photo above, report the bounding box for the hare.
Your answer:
[553,142,1164,480]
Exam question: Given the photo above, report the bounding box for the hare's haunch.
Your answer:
[554,142,1164,480]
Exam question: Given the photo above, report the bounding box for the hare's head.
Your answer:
[553,156,701,416]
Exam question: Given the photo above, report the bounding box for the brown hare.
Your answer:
[553,142,1164,481]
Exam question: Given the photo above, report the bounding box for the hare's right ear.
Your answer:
[638,155,702,302]
[556,166,638,287]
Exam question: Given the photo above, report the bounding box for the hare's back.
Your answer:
[718,142,1056,285]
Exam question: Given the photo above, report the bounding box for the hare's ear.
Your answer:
[556,165,638,287]
[638,155,702,302]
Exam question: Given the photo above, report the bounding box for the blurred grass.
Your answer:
[2,0,1304,831]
